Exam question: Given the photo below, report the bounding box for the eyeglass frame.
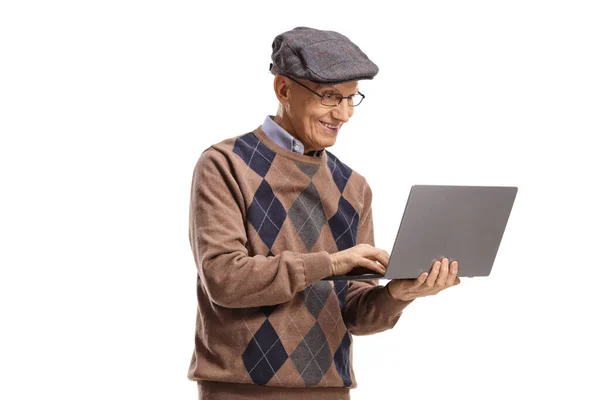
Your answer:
[286,76,365,107]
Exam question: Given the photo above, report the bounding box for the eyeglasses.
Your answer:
[287,76,365,107]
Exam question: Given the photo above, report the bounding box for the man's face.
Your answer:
[279,76,359,153]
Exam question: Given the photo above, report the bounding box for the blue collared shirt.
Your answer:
[262,115,324,157]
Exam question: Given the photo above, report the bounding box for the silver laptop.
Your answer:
[322,185,518,281]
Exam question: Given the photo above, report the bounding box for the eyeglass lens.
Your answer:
[321,93,363,107]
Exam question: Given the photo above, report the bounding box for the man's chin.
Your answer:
[321,138,336,149]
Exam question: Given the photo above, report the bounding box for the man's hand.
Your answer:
[386,258,461,301]
[330,243,387,276]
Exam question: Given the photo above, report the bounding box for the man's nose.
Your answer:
[332,99,353,122]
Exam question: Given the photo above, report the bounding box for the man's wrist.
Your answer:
[330,254,338,276]
[380,285,414,315]
[386,284,410,302]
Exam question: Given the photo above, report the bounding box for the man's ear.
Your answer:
[273,74,291,107]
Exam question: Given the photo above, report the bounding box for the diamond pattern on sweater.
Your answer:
[261,304,279,317]
[242,319,288,385]
[290,322,333,387]
[334,280,348,310]
[247,180,287,249]
[326,151,352,194]
[288,181,327,252]
[325,151,359,252]
[334,331,352,387]
[233,132,276,178]
[231,141,361,387]
[301,281,333,319]
[328,196,359,251]
[296,162,319,179]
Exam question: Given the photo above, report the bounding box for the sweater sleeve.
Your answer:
[189,147,334,309]
[342,181,414,336]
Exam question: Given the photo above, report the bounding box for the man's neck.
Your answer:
[272,114,317,154]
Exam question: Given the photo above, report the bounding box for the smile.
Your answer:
[319,120,340,132]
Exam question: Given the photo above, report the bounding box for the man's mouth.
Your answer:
[319,120,340,132]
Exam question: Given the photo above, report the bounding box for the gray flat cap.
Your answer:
[269,26,379,84]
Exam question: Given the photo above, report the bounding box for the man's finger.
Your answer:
[415,272,428,286]
[383,250,390,264]
[364,258,385,274]
[436,258,449,287]
[372,250,389,268]
[446,261,458,286]
[426,261,441,287]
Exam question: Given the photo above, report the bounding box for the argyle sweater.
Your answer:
[187,124,414,391]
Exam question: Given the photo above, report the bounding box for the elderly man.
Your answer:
[187,26,460,399]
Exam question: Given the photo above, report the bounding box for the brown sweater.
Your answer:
[187,124,414,398]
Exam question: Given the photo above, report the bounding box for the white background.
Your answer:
[1,1,599,399]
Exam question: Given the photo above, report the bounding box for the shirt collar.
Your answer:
[262,115,324,157]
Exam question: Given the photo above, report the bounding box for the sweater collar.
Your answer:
[261,115,324,157]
